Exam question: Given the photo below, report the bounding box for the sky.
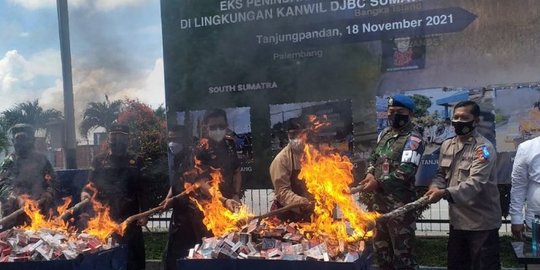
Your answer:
[0,0,165,140]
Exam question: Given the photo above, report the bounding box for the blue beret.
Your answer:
[388,95,415,111]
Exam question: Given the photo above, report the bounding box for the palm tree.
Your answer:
[0,99,63,130]
[79,95,123,139]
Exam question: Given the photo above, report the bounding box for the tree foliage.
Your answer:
[0,99,63,130]
[79,95,123,139]
[411,94,432,118]
[117,99,168,207]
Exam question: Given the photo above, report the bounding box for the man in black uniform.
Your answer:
[0,123,57,229]
[194,109,242,202]
[81,124,147,270]
[161,125,197,270]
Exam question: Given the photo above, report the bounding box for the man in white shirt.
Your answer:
[510,136,540,239]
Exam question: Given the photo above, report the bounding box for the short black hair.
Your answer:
[454,100,480,118]
[286,117,305,131]
[203,109,228,125]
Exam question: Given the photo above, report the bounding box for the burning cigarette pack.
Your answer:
[186,218,366,263]
[0,228,117,262]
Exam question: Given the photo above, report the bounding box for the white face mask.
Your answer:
[168,142,184,154]
[289,138,304,152]
[208,128,227,142]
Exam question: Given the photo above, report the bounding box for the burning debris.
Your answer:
[0,228,115,262]
[186,218,367,262]
[0,184,125,262]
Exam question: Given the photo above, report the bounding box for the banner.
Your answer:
[161,0,540,188]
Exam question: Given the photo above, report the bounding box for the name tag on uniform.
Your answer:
[401,150,421,165]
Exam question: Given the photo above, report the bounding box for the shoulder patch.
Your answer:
[405,135,422,150]
[475,145,490,162]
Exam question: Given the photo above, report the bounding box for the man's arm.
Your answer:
[270,154,309,208]
[510,143,528,237]
[446,143,497,204]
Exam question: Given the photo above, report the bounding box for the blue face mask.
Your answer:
[168,142,184,154]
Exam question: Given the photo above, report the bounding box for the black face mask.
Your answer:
[14,142,32,158]
[388,114,410,129]
[452,120,475,136]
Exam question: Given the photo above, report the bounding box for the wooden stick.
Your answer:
[57,198,90,221]
[118,187,197,229]
[252,202,311,220]
[0,208,25,228]
[0,198,45,228]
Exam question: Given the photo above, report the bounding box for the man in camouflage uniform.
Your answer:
[0,124,57,229]
[425,101,501,270]
[354,95,424,270]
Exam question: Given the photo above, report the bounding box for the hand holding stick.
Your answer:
[118,185,199,231]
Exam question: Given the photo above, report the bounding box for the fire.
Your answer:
[299,145,379,242]
[190,168,251,237]
[307,114,330,132]
[82,183,123,242]
[20,195,73,233]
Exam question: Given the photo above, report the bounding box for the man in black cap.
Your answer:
[269,117,313,222]
[352,95,425,270]
[0,123,57,229]
[81,124,147,270]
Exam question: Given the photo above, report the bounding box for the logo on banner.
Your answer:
[382,36,426,72]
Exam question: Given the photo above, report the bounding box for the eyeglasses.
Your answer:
[208,124,227,131]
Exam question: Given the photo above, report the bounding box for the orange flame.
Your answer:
[307,114,331,133]
[82,183,123,242]
[298,144,379,243]
[190,168,251,237]
[20,195,73,233]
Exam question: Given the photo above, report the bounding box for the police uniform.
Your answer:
[367,96,425,270]
[431,130,501,270]
[84,125,147,270]
[194,136,240,199]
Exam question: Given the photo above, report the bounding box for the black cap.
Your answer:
[10,123,35,138]
[109,124,129,134]
[285,117,305,131]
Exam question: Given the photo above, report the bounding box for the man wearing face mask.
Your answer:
[194,109,242,202]
[81,124,147,270]
[269,117,313,222]
[161,125,197,270]
[425,100,501,270]
[0,123,57,229]
[351,95,424,270]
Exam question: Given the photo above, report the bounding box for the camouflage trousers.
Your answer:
[373,212,418,270]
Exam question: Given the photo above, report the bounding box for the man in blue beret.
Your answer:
[352,94,425,270]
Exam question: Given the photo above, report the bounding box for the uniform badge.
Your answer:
[406,136,422,150]
[129,159,136,165]
[475,145,490,162]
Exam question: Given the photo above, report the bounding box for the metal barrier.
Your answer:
[147,189,512,234]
